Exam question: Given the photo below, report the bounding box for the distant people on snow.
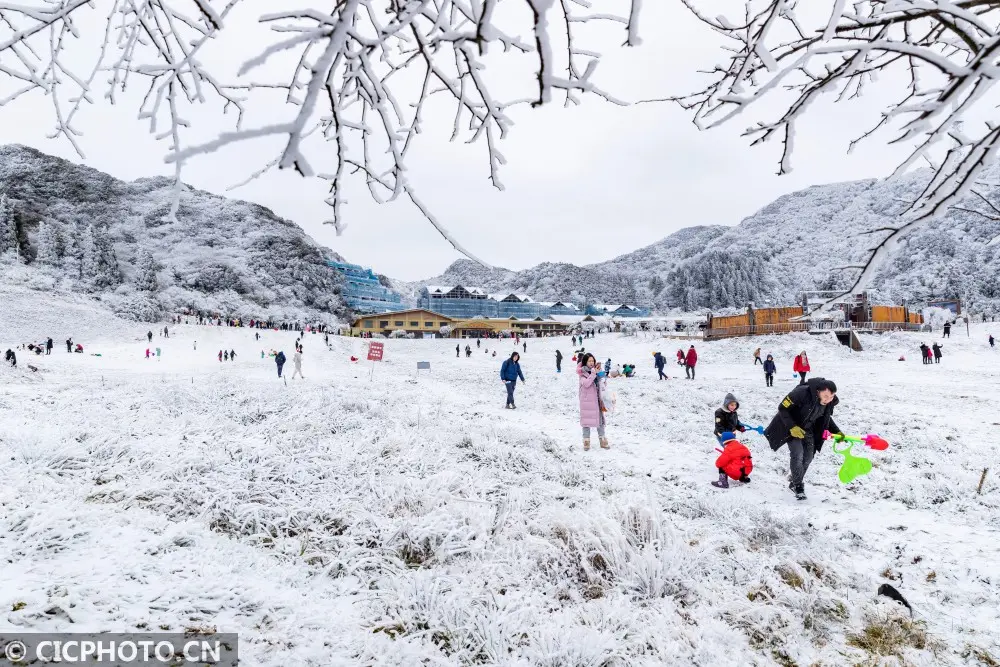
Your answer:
[793,351,810,384]
[555,349,563,373]
[763,354,777,387]
[653,351,666,380]
[684,346,698,380]
[753,347,762,365]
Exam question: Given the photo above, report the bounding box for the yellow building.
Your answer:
[449,316,568,338]
[351,309,454,337]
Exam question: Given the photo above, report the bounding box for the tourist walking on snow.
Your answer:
[765,378,842,501]
[46,338,53,355]
[763,354,776,387]
[793,351,810,384]
[932,343,942,363]
[990,334,995,348]
[275,351,286,377]
[555,349,563,373]
[676,349,684,367]
[654,351,666,380]
[291,349,304,379]
[218,350,223,362]
[753,347,762,365]
[456,344,460,358]
[500,352,525,409]
[147,330,153,343]
[578,353,610,451]
[943,321,952,338]
[145,348,151,359]
[66,338,72,353]
[685,345,698,380]
[523,342,527,354]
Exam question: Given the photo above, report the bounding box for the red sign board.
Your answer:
[367,342,384,362]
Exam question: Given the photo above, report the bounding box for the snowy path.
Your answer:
[1,316,999,666]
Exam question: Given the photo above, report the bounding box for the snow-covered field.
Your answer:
[2,294,999,666]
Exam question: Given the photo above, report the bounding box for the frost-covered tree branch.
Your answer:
[0,0,643,263]
[677,0,1000,306]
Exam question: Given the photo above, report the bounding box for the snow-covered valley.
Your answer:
[1,290,998,666]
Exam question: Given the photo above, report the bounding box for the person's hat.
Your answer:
[720,431,738,444]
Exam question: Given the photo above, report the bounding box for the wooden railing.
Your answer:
[704,321,923,340]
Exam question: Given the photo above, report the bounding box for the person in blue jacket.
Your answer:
[653,351,666,380]
[500,352,525,409]
[763,354,776,387]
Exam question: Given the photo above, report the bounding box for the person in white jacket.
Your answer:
[291,349,304,379]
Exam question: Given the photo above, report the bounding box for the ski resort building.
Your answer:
[585,304,651,317]
[351,309,454,337]
[328,261,404,314]
[348,309,570,338]
[417,286,584,320]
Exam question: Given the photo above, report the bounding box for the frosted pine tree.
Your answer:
[92,225,122,288]
[80,224,97,285]
[63,223,82,280]
[133,247,157,291]
[35,220,60,267]
[0,194,17,257]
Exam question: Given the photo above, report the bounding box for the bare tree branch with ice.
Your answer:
[0,0,643,263]
[677,0,1000,307]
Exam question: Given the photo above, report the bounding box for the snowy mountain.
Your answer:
[411,172,1000,315]
[0,144,348,323]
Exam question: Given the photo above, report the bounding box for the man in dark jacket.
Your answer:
[714,392,746,442]
[764,378,842,500]
[654,352,666,380]
[275,351,286,378]
[932,343,942,363]
[46,337,53,355]
[555,350,563,373]
[943,321,951,338]
[500,352,525,409]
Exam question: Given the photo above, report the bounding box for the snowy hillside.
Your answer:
[411,171,1000,315]
[1,293,998,665]
[0,144,348,323]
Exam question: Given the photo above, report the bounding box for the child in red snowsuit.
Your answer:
[711,431,753,489]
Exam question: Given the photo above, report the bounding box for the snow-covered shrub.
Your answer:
[439,325,452,336]
[101,292,163,322]
[389,329,408,339]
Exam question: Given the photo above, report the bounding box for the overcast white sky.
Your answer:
[0,1,916,281]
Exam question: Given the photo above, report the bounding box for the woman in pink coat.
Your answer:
[578,353,609,451]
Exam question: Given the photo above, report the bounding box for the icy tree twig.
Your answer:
[677,0,1000,309]
[0,0,644,264]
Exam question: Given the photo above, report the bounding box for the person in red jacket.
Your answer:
[711,431,753,488]
[793,351,810,384]
[685,345,698,380]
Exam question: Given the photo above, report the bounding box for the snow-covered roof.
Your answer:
[424,285,488,297]
[548,315,593,324]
